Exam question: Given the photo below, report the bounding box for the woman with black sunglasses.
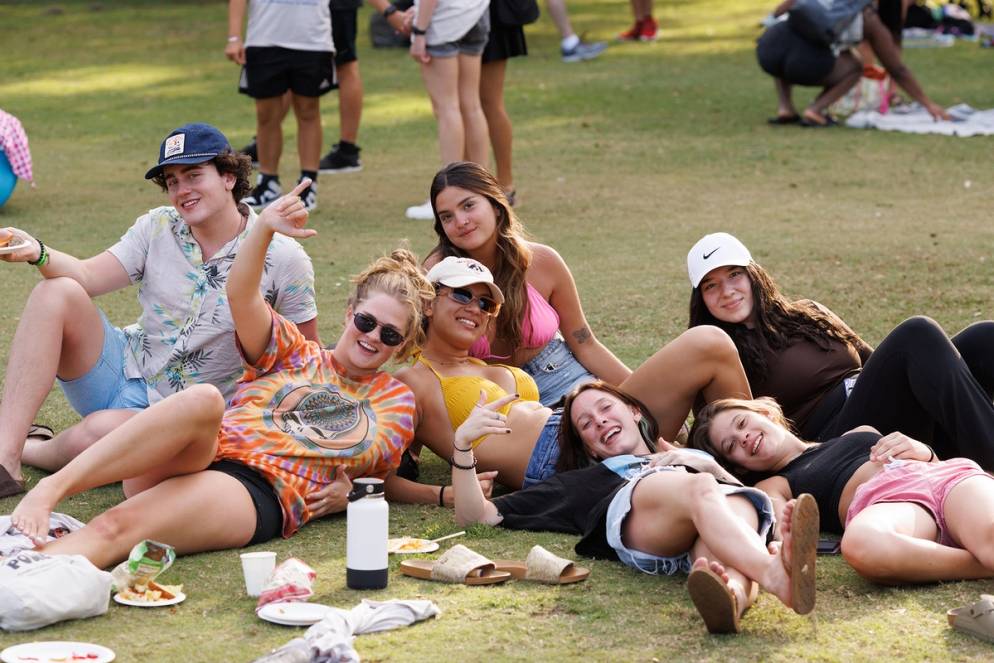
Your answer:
[11,182,438,563]
[394,256,755,492]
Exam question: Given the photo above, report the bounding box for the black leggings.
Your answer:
[817,317,994,469]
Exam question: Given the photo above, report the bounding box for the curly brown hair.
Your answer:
[150,150,253,207]
[556,381,660,473]
[688,261,863,383]
[427,162,533,353]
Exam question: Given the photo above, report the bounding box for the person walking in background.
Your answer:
[546,0,608,61]
[226,0,334,210]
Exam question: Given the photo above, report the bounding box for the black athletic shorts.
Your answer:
[332,8,358,66]
[207,459,283,545]
[756,21,836,87]
[239,46,336,99]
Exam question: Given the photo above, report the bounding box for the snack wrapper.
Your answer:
[110,540,176,592]
[256,558,316,610]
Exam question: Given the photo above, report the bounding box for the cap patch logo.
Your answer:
[164,134,186,159]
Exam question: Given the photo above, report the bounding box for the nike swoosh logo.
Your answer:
[703,248,719,259]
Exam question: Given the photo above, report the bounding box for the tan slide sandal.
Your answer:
[399,544,511,585]
[492,545,590,584]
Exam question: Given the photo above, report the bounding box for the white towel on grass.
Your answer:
[253,599,440,663]
[846,103,994,136]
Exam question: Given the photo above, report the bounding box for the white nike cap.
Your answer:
[426,256,505,305]
[687,232,753,289]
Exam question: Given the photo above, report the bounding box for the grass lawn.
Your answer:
[1,0,993,659]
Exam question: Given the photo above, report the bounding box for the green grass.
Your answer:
[1,0,993,659]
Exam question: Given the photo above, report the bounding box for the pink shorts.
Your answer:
[845,458,991,548]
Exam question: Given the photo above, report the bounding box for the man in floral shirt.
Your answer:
[0,123,317,497]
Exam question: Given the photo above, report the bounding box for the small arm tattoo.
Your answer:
[571,327,591,344]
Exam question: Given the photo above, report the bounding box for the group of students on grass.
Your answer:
[2,124,993,634]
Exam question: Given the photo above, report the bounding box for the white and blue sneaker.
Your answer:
[561,39,607,63]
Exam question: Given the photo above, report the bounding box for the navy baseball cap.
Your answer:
[144,123,232,179]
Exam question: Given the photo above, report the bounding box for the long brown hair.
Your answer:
[688,261,863,382]
[428,162,533,352]
[557,381,660,472]
[349,248,435,363]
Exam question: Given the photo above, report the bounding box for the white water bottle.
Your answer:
[346,477,388,589]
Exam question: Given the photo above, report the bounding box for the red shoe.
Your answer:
[639,16,659,41]
[618,19,644,41]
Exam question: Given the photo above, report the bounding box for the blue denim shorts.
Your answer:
[521,336,595,407]
[606,468,776,576]
[58,312,149,416]
[426,12,491,58]
[521,410,562,488]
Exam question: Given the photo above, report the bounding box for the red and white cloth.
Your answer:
[0,109,32,181]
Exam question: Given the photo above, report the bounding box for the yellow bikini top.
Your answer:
[417,353,540,432]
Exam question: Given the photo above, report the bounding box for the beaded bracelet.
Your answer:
[449,454,477,470]
[28,239,49,267]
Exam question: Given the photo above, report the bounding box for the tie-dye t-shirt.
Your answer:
[215,308,415,537]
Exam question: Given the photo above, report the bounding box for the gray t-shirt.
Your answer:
[108,206,317,404]
[414,0,489,46]
[245,0,335,52]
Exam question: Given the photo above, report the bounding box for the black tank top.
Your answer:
[778,431,881,533]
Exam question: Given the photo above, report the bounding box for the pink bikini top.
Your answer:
[470,283,560,360]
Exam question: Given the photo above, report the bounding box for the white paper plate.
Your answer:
[0,239,29,256]
[1,641,115,663]
[113,590,186,607]
[257,602,336,626]
[388,537,439,554]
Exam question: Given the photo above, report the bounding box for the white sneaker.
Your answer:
[405,200,434,220]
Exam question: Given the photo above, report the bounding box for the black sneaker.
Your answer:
[319,143,362,174]
[240,137,258,168]
[298,179,317,211]
[241,176,282,209]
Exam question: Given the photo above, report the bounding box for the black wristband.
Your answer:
[925,445,936,462]
[449,454,477,470]
[412,25,427,36]
[452,442,473,453]
[28,239,47,266]
[383,4,398,17]
[438,485,446,506]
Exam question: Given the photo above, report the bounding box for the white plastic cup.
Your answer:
[240,551,276,597]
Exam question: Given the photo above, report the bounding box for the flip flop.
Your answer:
[767,114,800,125]
[687,566,740,634]
[0,465,26,499]
[948,595,994,643]
[492,545,590,584]
[787,493,819,615]
[799,114,839,128]
[27,424,54,442]
[399,544,512,585]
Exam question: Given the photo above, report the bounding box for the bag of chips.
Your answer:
[110,540,176,592]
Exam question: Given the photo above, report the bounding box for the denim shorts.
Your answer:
[57,312,149,416]
[426,12,490,58]
[521,336,595,407]
[521,410,562,488]
[606,467,776,576]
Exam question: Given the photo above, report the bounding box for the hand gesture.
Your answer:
[257,179,317,239]
[306,465,353,518]
[225,38,246,65]
[453,391,516,450]
[869,431,932,464]
[389,7,413,35]
[0,227,42,264]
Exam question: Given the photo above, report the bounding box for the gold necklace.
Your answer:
[420,351,472,367]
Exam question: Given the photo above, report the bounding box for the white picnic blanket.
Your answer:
[252,599,440,663]
[846,103,994,136]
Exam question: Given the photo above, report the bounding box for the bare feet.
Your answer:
[10,477,61,544]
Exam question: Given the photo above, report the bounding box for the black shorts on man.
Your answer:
[239,47,336,99]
